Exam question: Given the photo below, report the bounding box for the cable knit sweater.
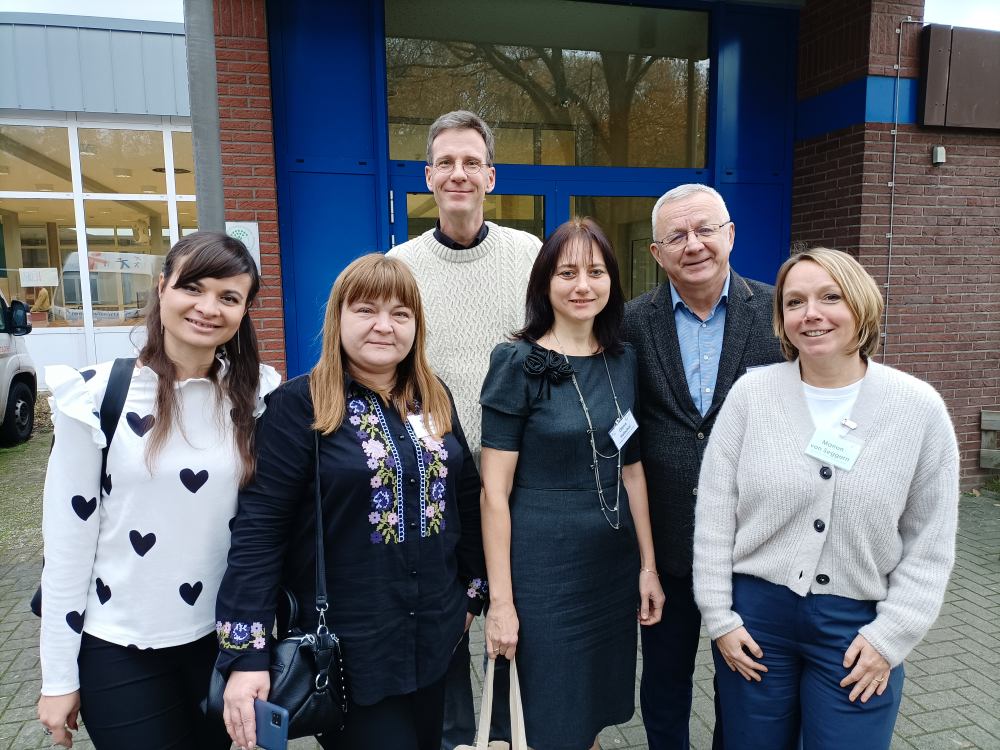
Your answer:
[693,359,959,667]
[388,223,541,456]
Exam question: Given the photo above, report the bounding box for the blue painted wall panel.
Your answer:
[284,171,380,375]
[795,76,919,141]
[719,181,787,286]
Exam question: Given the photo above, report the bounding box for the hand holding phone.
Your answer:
[253,699,289,750]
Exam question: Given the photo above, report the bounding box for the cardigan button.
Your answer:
[819,466,833,479]
[696,432,705,440]
[813,519,825,532]
[815,574,830,585]
[692,487,698,496]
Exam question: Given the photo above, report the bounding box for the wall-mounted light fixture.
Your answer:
[141,185,158,194]
[79,143,97,156]
[931,146,946,166]
[113,167,133,178]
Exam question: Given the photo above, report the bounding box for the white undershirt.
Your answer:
[802,378,863,432]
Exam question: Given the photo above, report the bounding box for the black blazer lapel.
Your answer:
[706,272,757,420]
[648,284,702,428]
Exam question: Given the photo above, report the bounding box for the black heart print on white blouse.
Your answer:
[71,495,97,521]
[127,412,155,437]
[129,530,156,556]
[65,610,85,633]
[180,469,209,493]
[96,578,112,604]
[179,581,203,605]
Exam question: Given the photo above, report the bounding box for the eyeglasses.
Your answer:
[653,221,732,252]
[430,158,488,175]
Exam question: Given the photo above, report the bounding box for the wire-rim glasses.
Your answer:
[654,221,732,252]
[430,158,489,175]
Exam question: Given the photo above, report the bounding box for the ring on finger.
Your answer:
[42,727,52,735]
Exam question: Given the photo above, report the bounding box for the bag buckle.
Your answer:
[316,604,329,635]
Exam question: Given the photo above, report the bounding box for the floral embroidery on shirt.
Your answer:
[466,577,489,602]
[348,390,450,544]
[216,620,266,651]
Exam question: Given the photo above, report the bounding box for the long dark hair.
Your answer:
[515,217,625,354]
[139,231,262,485]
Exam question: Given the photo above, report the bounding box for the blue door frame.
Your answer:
[269,0,798,377]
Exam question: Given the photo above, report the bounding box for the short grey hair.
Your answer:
[425,110,496,165]
[651,183,730,239]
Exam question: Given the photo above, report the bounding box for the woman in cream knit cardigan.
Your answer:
[693,247,959,750]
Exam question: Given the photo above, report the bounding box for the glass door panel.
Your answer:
[402,193,545,242]
[570,196,660,300]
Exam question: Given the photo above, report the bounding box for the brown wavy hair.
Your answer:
[138,231,262,485]
[310,253,452,437]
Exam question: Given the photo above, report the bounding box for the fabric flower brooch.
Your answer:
[523,344,574,399]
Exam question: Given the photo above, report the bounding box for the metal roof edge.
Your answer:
[0,13,184,35]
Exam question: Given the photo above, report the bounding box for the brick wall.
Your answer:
[794,0,1000,487]
[214,0,286,376]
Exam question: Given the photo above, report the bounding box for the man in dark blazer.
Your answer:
[623,184,784,750]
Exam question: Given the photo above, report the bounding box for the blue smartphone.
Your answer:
[253,698,289,750]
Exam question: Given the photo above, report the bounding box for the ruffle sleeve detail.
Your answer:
[45,364,107,449]
[254,364,282,418]
[479,342,531,418]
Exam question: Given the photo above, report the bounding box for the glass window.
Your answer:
[171,131,197,195]
[571,196,660,299]
[386,0,709,168]
[0,125,73,192]
[0,199,79,327]
[78,128,167,195]
[82,199,168,326]
[405,193,544,241]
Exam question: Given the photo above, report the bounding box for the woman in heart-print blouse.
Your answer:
[37,232,280,749]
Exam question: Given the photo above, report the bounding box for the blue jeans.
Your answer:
[715,575,904,750]
[640,572,724,750]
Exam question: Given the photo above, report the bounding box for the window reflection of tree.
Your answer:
[386,38,708,168]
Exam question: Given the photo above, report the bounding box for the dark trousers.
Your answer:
[318,673,448,750]
[78,631,230,750]
[640,572,724,750]
[441,630,511,750]
[715,575,904,750]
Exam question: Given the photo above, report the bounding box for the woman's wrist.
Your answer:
[640,567,658,577]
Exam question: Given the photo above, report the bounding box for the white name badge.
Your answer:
[805,428,863,472]
[407,413,437,440]
[609,410,639,450]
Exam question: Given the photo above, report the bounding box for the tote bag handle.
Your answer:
[475,657,528,750]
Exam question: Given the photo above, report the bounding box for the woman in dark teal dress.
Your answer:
[480,218,665,750]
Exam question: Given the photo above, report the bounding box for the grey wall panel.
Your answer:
[0,26,17,108]
[171,35,190,116]
[78,28,116,113]
[45,27,84,112]
[110,32,145,113]
[141,34,174,115]
[14,25,51,110]
[1,22,189,116]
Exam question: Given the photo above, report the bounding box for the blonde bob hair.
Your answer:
[310,253,452,437]
[773,246,884,361]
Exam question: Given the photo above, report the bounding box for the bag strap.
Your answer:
[475,657,528,750]
[313,430,328,616]
[99,357,136,497]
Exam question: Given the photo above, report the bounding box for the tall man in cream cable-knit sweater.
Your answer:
[388,110,540,750]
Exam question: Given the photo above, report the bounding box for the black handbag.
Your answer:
[210,430,347,738]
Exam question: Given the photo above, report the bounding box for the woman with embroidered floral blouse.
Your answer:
[216,253,486,750]
[480,218,664,750]
[37,232,279,749]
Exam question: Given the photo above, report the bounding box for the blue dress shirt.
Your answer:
[669,273,731,416]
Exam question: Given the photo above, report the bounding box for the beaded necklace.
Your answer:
[551,332,624,530]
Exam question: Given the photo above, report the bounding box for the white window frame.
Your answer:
[0,111,195,362]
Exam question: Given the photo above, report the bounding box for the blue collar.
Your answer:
[669,272,732,317]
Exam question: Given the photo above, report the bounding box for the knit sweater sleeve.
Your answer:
[858,388,960,666]
[692,374,751,639]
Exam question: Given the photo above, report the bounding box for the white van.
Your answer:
[0,291,36,445]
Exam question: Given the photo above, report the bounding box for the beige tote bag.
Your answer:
[456,656,529,750]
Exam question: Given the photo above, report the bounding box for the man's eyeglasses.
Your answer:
[430,158,488,175]
[653,221,732,252]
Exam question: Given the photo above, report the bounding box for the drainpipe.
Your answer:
[184,0,226,231]
[884,15,922,354]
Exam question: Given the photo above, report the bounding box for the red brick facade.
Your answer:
[793,0,1000,486]
[214,0,286,377]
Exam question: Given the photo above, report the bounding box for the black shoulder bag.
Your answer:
[209,430,347,738]
[30,357,136,617]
